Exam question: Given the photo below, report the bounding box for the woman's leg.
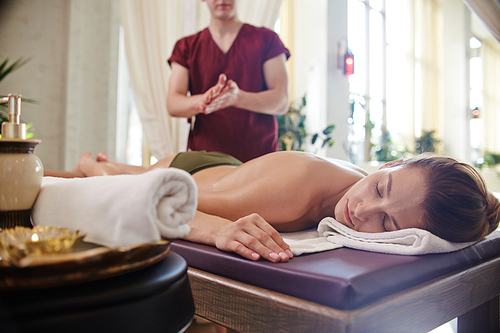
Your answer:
[45,152,179,178]
[75,152,178,177]
[72,152,125,177]
[95,152,147,174]
[95,152,177,175]
[43,170,84,178]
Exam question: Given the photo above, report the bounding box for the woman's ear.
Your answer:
[379,159,403,170]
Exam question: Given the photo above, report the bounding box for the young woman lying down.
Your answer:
[45,150,500,263]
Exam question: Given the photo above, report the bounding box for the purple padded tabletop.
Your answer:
[171,230,500,310]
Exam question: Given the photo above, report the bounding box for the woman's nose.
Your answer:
[354,202,376,221]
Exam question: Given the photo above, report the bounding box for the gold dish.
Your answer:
[0,226,85,265]
[0,228,170,290]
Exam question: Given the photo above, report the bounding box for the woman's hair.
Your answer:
[395,154,500,243]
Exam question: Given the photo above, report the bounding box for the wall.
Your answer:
[291,0,349,160]
[0,0,120,171]
[0,0,69,170]
[326,0,350,160]
[64,0,120,170]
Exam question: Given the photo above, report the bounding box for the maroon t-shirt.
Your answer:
[168,24,290,162]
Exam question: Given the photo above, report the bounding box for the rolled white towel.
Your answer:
[32,168,197,248]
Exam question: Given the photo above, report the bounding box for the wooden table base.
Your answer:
[187,256,500,333]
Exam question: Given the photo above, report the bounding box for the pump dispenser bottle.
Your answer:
[0,94,43,230]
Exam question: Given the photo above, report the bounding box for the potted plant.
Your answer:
[277,95,335,152]
[476,151,500,192]
[415,130,440,154]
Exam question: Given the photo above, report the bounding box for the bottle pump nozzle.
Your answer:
[0,94,26,140]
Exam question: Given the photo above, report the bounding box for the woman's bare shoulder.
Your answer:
[320,156,369,176]
[246,151,367,178]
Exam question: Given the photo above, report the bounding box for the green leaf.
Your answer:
[322,137,332,148]
[311,133,318,145]
[0,57,32,82]
[323,124,335,135]
[0,110,8,123]
[0,59,8,74]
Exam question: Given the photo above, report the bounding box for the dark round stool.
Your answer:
[0,251,195,333]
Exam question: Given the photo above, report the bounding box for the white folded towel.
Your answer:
[32,168,197,248]
[283,217,476,256]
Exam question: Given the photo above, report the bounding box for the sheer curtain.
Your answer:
[482,40,500,153]
[465,0,500,153]
[120,1,186,160]
[413,0,443,142]
[120,0,283,160]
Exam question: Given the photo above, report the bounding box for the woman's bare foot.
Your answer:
[95,151,146,174]
[73,152,121,177]
[72,152,93,176]
[96,152,110,162]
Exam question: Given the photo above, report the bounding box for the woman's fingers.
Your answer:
[248,221,293,261]
[249,215,293,258]
[216,213,292,262]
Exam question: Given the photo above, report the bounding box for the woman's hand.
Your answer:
[214,213,293,262]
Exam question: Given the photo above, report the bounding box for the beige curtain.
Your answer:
[120,1,186,159]
[464,0,500,154]
[463,0,500,42]
[482,40,500,153]
[120,0,283,159]
[414,0,443,144]
[237,0,283,29]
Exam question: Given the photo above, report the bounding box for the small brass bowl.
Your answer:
[0,226,85,265]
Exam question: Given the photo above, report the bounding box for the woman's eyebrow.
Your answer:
[387,173,393,197]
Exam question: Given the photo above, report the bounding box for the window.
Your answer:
[117,26,144,166]
[348,0,396,163]
[347,0,440,163]
[347,0,410,163]
[469,36,483,164]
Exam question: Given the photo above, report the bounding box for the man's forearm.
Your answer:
[167,93,205,118]
[235,88,289,116]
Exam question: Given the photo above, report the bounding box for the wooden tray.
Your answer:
[0,240,170,290]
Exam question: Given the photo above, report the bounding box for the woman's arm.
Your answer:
[184,210,293,262]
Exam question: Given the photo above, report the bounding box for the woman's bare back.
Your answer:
[191,151,366,231]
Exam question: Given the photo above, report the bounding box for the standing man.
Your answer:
[167,0,290,162]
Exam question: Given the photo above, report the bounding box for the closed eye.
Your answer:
[376,181,382,198]
[377,181,388,230]
[381,215,388,231]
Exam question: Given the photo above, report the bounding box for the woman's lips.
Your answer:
[344,201,354,226]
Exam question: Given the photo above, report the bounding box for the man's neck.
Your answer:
[208,17,242,38]
[208,17,243,53]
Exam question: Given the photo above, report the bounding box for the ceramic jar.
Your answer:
[0,139,43,229]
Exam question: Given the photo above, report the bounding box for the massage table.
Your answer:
[171,230,500,333]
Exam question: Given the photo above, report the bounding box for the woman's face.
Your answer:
[334,165,426,233]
